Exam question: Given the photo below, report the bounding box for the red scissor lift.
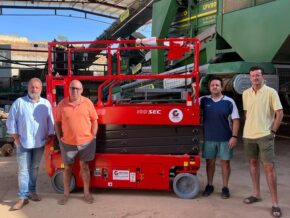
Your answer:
[45,38,201,199]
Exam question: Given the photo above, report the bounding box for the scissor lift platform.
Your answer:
[45,38,201,198]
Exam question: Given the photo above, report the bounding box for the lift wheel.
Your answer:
[173,173,200,199]
[51,169,76,193]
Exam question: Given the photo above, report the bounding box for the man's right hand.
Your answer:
[12,135,20,145]
[191,82,196,97]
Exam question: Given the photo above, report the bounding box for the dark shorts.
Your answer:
[59,140,96,165]
[243,134,275,163]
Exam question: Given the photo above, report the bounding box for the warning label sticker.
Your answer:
[112,170,130,180]
[130,172,136,182]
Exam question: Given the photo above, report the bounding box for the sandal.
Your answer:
[11,199,29,210]
[243,196,261,204]
[57,195,69,205]
[272,207,282,218]
[83,194,94,204]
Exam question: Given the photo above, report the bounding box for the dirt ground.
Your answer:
[0,138,289,218]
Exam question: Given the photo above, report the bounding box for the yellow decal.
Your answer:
[131,63,142,74]
[184,161,189,167]
[203,1,217,10]
[174,9,217,24]
[138,84,154,89]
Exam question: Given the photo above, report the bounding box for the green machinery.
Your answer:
[153,0,290,111]
[103,0,290,112]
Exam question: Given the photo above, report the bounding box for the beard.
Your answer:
[28,91,41,100]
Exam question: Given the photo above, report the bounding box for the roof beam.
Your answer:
[87,0,127,10]
[0,0,127,10]
[0,5,118,19]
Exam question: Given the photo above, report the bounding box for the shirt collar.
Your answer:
[26,94,41,103]
[66,96,84,106]
[251,84,266,93]
[210,95,224,102]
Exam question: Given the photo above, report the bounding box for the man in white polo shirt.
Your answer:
[242,66,283,218]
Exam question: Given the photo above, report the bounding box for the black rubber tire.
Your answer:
[173,173,200,199]
[51,169,76,194]
[1,143,13,157]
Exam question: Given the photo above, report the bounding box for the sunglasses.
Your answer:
[69,87,82,91]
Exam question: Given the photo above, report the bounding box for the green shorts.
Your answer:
[243,134,275,163]
[202,141,233,160]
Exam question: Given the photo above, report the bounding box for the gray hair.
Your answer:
[28,77,43,87]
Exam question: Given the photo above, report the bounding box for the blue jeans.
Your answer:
[16,144,44,199]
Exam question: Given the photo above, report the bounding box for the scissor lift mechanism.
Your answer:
[45,38,201,199]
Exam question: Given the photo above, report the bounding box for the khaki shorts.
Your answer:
[243,134,275,163]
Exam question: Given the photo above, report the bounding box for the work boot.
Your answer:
[11,199,29,210]
[202,184,214,197]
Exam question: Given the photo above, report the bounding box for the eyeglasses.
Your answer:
[69,87,82,91]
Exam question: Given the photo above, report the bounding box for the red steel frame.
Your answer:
[45,38,201,193]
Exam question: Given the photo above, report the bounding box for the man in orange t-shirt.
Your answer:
[55,80,98,205]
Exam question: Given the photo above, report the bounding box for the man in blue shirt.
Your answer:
[6,78,54,210]
[194,76,240,199]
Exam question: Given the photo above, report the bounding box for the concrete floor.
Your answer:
[0,138,289,218]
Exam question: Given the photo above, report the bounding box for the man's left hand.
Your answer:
[45,135,54,145]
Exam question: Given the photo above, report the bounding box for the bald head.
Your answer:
[70,80,83,89]
[69,80,83,102]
